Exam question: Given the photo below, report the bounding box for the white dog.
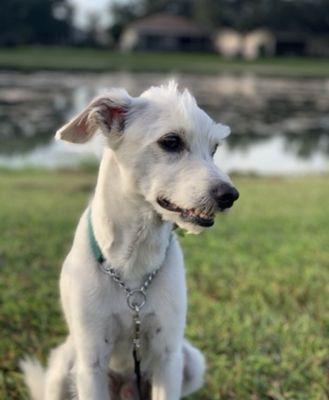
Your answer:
[21,81,239,400]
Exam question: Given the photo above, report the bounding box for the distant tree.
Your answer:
[0,0,74,46]
[109,1,141,43]
[262,0,329,33]
[84,12,100,46]
[82,12,113,48]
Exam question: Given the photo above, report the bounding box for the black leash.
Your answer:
[133,349,143,400]
[132,307,143,400]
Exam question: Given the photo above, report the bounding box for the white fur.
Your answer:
[21,82,236,400]
[20,358,46,400]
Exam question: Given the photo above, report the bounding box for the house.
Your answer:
[213,28,242,57]
[243,30,276,59]
[274,32,329,57]
[214,29,276,59]
[215,29,329,58]
[120,13,211,52]
[307,35,329,57]
[274,32,308,56]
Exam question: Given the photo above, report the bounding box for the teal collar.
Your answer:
[88,209,105,264]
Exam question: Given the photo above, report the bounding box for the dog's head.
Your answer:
[56,82,239,234]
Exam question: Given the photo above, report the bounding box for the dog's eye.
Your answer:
[158,134,184,152]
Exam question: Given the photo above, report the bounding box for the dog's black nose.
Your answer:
[211,183,239,209]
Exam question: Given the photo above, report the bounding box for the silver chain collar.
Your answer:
[99,261,162,313]
[97,233,173,364]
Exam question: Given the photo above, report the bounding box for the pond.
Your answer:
[0,71,328,175]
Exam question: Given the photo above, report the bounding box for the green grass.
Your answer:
[0,169,328,399]
[1,47,329,76]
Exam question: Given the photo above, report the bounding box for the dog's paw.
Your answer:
[120,383,137,400]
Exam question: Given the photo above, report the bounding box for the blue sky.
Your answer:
[71,0,122,27]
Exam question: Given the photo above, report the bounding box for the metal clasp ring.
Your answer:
[127,289,146,311]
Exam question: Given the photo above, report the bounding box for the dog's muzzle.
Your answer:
[156,184,239,227]
[156,197,215,227]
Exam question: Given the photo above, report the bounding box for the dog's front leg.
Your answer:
[73,325,112,400]
[152,350,183,400]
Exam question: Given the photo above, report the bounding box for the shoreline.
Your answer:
[1,47,329,77]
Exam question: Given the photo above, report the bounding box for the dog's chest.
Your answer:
[107,310,162,373]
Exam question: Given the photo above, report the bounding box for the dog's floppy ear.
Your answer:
[55,89,131,144]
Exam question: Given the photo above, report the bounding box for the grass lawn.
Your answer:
[0,169,328,399]
[1,47,329,77]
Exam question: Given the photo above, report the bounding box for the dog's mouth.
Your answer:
[157,197,215,227]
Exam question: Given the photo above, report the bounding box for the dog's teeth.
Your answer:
[180,206,215,222]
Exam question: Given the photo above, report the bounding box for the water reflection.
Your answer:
[0,72,328,174]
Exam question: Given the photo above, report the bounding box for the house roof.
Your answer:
[126,13,209,38]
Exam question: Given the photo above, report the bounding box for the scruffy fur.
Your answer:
[21,82,237,400]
